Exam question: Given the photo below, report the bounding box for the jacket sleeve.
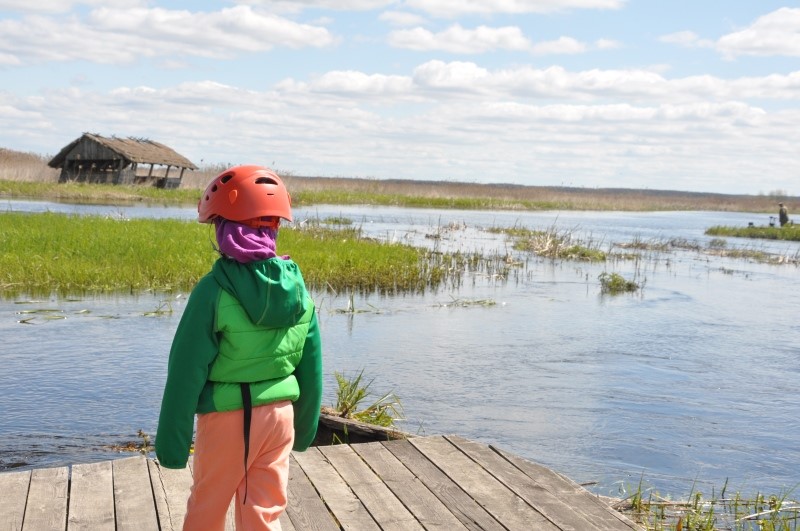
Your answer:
[292,308,323,451]
[155,276,220,468]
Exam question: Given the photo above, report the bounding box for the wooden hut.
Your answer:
[49,133,198,188]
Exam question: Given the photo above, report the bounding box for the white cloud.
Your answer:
[389,24,532,53]
[236,0,625,16]
[0,0,145,13]
[3,2,799,195]
[0,6,335,65]
[297,60,800,105]
[0,52,21,65]
[2,67,797,194]
[379,10,429,27]
[659,30,713,49]
[402,0,626,18]
[716,7,800,58]
[662,9,800,60]
[594,38,621,50]
[235,0,394,14]
[388,24,609,55]
[412,60,490,89]
[530,36,586,55]
[311,70,415,95]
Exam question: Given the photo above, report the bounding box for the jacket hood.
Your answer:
[211,257,310,328]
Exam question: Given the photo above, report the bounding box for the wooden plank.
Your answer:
[23,466,68,531]
[0,469,30,531]
[148,460,193,531]
[224,498,236,531]
[410,436,559,530]
[285,456,340,531]
[293,448,381,530]
[278,510,296,531]
[447,435,634,531]
[352,442,468,530]
[112,456,159,531]
[491,445,641,530]
[316,412,411,445]
[67,461,114,531]
[319,444,424,531]
[382,439,505,531]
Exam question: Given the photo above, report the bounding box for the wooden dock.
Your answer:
[0,434,640,530]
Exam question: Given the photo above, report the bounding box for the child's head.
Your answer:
[198,165,293,263]
[198,165,292,229]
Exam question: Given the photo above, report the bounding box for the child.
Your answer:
[155,165,323,530]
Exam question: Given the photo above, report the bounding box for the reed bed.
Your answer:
[617,479,800,531]
[2,146,796,212]
[0,212,468,297]
[0,179,201,205]
[0,148,58,182]
[490,225,608,261]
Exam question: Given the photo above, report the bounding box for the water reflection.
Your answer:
[1,200,799,500]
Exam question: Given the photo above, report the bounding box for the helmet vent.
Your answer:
[255,177,278,185]
[211,185,218,192]
[220,174,234,184]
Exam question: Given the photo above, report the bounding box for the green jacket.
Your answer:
[155,257,323,469]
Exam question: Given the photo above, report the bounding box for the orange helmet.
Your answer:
[198,165,292,228]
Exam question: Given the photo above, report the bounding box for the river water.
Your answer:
[1,199,799,500]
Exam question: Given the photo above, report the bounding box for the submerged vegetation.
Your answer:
[489,225,608,261]
[3,208,798,299]
[599,272,641,294]
[617,478,800,531]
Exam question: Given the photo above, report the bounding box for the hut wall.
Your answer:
[53,135,193,187]
[117,168,137,185]
[58,139,131,184]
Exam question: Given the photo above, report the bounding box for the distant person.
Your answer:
[779,202,789,227]
[155,165,323,530]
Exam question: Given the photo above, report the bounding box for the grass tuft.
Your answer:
[599,272,640,294]
[706,225,800,242]
[617,479,800,531]
[333,369,404,428]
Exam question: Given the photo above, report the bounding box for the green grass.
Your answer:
[293,189,564,211]
[0,212,465,297]
[333,369,403,428]
[598,272,641,294]
[0,179,565,211]
[706,225,800,241]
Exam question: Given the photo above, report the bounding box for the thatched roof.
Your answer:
[48,133,198,169]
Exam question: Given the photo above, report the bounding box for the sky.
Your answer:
[1,1,799,195]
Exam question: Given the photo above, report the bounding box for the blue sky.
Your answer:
[1,1,798,195]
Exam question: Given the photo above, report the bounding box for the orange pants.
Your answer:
[182,401,295,531]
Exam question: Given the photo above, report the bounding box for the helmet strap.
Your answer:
[240,216,281,229]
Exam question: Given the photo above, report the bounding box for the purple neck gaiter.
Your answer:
[215,219,278,263]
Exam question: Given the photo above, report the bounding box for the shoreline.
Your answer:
[1,176,797,214]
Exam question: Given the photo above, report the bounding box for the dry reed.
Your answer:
[1,146,796,213]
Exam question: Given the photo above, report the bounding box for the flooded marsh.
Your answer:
[1,200,799,506]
